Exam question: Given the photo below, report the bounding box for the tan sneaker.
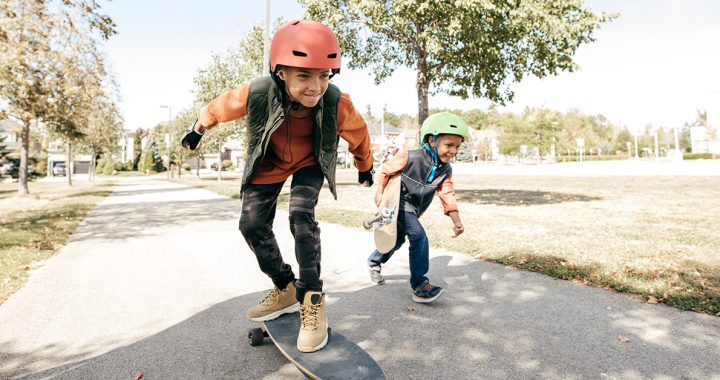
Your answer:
[246,282,300,321]
[296,291,328,352]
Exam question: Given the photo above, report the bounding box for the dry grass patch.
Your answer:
[0,181,114,304]
[182,169,720,315]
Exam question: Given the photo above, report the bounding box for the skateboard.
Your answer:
[363,174,401,254]
[247,313,386,380]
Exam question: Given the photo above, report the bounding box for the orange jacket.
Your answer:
[377,151,459,215]
[198,82,373,184]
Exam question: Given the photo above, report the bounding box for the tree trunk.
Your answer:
[18,118,30,196]
[416,68,430,127]
[66,141,73,186]
[196,156,200,179]
[177,151,182,179]
[415,39,430,142]
[89,148,96,182]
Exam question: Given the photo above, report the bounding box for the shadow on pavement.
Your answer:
[69,197,242,243]
[455,189,601,206]
[3,256,718,379]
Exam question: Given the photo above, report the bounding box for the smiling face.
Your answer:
[428,134,463,164]
[277,66,330,108]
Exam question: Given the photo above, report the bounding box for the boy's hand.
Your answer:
[448,211,463,237]
[452,222,464,237]
[374,191,382,207]
[181,119,205,150]
[358,169,374,187]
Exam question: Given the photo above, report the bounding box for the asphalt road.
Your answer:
[1,176,719,379]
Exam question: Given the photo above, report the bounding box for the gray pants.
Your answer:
[239,166,323,302]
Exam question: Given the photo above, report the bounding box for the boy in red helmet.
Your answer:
[181,20,374,352]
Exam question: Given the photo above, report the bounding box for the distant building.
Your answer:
[0,119,21,154]
[471,128,501,161]
[690,126,720,154]
[47,140,91,177]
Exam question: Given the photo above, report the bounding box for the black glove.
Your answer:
[181,119,204,150]
[358,168,374,187]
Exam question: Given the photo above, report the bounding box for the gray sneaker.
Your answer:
[369,265,385,285]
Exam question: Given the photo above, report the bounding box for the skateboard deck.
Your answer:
[363,174,401,254]
[247,313,386,380]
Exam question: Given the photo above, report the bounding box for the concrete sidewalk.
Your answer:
[1,177,718,379]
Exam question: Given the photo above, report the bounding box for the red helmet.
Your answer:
[270,20,341,74]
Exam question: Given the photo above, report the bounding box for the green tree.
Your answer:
[193,23,271,181]
[614,127,633,155]
[497,114,531,156]
[139,141,163,174]
[302,0,615,126]
[0,0,116,194]
[133,128,144,170]
[82,97,123,181]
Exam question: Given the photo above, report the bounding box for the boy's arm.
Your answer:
[337,93,374,172]
[437,175,464,236]
[195,83,250,132]
[374,152,408,205]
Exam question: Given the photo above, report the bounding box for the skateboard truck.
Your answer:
[363,207,393,229]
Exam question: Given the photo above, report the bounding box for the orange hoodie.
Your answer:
[198,82,373,184]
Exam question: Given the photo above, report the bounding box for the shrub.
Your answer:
[683,153,716,160]
[35,158,48,176]
[102,156,114,175]
[222,159,233,170]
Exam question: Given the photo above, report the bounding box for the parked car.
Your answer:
[52,163,66,177]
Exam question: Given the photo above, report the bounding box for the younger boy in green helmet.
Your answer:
[367,111,467,302]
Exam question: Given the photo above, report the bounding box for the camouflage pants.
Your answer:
[239,166,323,302]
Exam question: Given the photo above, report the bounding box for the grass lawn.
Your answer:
[179,168,720,316]
[0,180,114,304]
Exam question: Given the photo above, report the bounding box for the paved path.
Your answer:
[1,177,719,379]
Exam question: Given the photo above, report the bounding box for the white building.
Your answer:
[690,126,720,154]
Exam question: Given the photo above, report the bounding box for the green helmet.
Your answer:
[420,112,470,143]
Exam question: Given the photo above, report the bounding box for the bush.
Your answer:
[95,156,109,175]
[35,158,48,176]
[182,162,191,171]
[102,156,114,175]
[113,162,124,171]
[222,159,233,170]
[683,153,716,160]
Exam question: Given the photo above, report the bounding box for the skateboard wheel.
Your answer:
[380,207,391,218]
[362,220,374,229]
[248,327,265,346]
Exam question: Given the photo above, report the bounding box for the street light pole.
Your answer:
[654,132,659,160]
[634,135,639,160]
[626,141,632,160]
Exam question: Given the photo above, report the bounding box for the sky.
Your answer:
[102,0,720,134]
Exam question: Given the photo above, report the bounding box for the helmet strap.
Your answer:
[423,136,440,183]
